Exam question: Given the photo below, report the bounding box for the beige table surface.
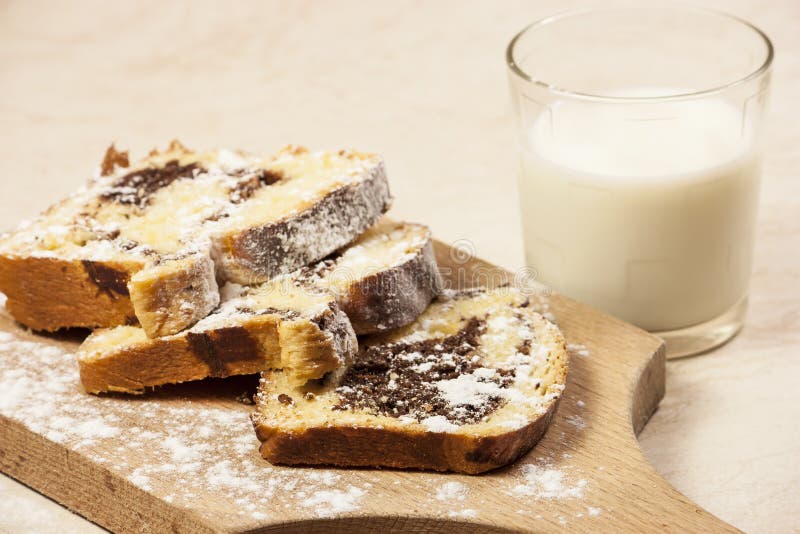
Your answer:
[0,1,798,532]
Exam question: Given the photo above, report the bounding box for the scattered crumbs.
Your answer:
[576,400,586,408]
[511,462,588,500]
[302,487,365,518]
[435,481,467,502]
[448,509,477,519]
[236,391,255,405]
[307,470,338,486]
[565,414,586,430]
[567,343,590,358]
[588,506,602,517]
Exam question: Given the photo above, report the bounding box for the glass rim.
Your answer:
[506,5,774,103]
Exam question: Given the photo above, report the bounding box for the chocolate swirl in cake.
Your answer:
[333,317,516,425]
[101,160,202,208]
[229,169,284,203]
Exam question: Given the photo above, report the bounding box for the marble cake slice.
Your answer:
[251,287,569,474]
[78,278,357,395]
[77,220,441,394]
[0,141,390,338]
[299,219,441,335]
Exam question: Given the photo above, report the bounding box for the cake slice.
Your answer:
[301,219,441,335]
[78,279,356,394]
[77,220,441,394]
[0,141,390,337]
[251,287,569,474]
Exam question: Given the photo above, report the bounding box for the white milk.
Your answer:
[518,93,761,331]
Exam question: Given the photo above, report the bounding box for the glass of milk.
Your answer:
[507,7,773,358]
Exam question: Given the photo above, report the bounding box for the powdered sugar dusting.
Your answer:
[420,415,458,433]
[0,326,369,526]
[435,481,478,520]
[0,304,604,527]
[448,509,477,519]
[511,462,588,500]
[302,486,365,517]
[434,372,505,408]
[436,481,467,502]
[565,414,586,430]
[567,343,590,358]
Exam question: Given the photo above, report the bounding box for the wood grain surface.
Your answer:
[0,240,739,533]
[0,1,798,532]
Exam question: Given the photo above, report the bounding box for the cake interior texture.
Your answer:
[1,142,384,264]
[252,287,569,472]
[0,141,390,335]
[76,220,440,393]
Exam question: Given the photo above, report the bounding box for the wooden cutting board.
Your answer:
[0,241,738,533]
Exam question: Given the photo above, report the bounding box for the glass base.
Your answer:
[653,296,748,360]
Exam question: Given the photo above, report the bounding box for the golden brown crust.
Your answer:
[215,162,392,284]
[99,143,130,176]
[148,139,191,158]
[251,288,569,474]
[78,315,280,394]
[277,314,352,387]
[251,397,561,474]
[129,254,219,338]
[0,255,143,331]
[341,237,441,335]
[1,144,391,334]
[77,304,355,395]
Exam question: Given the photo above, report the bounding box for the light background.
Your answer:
[0,1,798,532]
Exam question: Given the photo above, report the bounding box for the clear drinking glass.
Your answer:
[507,6,773,358]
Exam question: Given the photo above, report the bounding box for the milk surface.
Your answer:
[519,93,761,331]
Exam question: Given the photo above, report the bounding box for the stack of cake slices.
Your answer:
[0,142,568,474]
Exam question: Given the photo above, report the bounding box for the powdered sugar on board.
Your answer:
[0,301,605,528]
[511,463,588,499]
[0,327,369,525]
[567,343,591,358]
